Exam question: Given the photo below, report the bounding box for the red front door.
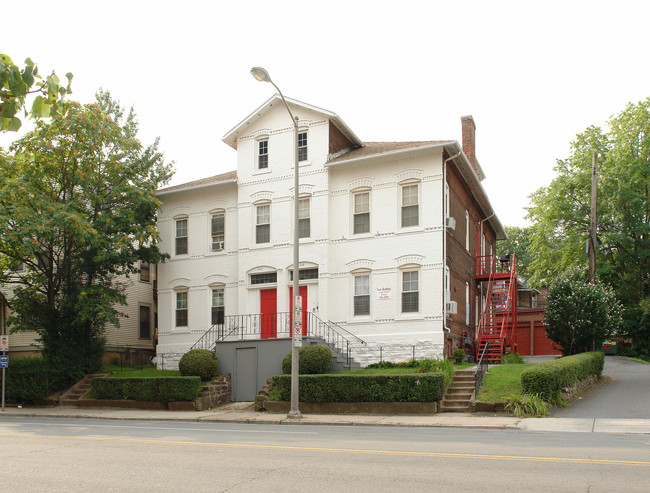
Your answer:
[289,286,308,337]
[260,289,277,339]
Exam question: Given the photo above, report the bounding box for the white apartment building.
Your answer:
[156,96,505,366]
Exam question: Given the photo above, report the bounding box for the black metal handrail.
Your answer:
[474,342,489,397]
[190,311,366,368]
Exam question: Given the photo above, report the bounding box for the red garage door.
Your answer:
[533,321,562,355]
[516,322,531,356]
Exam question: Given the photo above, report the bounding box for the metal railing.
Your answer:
[190,311,366,368]
[474,342,489,397]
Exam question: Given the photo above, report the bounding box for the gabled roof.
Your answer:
[327,141,450,165]
[222,95,362,149]
[157,170,237,195]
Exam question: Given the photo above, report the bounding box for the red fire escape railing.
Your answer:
[475,253,518,363]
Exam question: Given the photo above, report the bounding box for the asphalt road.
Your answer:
[553,356,650,418]
[1,416,649,492]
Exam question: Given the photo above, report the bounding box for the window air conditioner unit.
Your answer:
[446,301,458,314]
[446,217,456,231]
[213,241,224,251]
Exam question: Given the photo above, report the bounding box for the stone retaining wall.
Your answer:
[194,373,232,411]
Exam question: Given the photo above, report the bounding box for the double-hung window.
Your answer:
[401,184,419,227]
[354,275,370,316]
[353,191,370,234]
[175,218,188,255]
[211,288,225,325]
[139,305,151,338]
[256,204,270,244]
[298,198,310,238]
[298,131,308,161]
[401,271,419,313]
[211,212,225,251]
[258,139,268,169]
[176,292,188,327]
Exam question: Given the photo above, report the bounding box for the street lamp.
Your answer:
[250,67,302,419]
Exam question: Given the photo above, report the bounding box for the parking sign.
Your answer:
[0,335,8,351]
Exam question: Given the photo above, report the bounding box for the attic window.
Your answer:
[298,131,308,161]
[258,139,268,169]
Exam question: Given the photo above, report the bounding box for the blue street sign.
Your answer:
[0,355,8,368]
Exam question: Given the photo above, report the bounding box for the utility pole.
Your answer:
[588,152,598,284]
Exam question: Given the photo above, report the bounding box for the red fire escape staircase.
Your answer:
[475,253,518,363]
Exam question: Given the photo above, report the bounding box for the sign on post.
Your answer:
[0,336,8,352]
[293,295,303,347]
[0,355,8,368]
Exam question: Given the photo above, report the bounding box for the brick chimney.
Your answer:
[461,115,477,172]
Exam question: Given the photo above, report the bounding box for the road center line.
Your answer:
[2,432,649,467]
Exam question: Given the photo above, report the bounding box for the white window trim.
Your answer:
[298,196,311,240]
[174,216,188,256]
[400,181,420,229]
[352,189,371,235]
[257,137,269,170]
[400,269,420,315]
[210,210,226,252]
[465,210,470,252]
[175,290,189,328]
[352,271,371,318]
[465,282,470,325]
[255,202,271,245]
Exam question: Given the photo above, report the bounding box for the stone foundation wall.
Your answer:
[194,373,231,411]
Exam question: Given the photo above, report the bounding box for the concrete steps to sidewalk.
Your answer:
[58,373,109,405]
[440,368,475,413]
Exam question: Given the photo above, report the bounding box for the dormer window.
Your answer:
[298,131,308,161]
[258,139,269,169]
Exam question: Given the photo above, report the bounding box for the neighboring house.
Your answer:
[0,262,157,360]
[155,95,506,367]
[515,285,561,356]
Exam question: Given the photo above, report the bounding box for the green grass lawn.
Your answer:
[476,364,531,402]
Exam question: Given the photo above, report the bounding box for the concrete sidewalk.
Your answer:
[1,404,649,434]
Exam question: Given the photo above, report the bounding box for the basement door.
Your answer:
[289,286,308,336]
[234,346,257,401]
[260,289,277,339]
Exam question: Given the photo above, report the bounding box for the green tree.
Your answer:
[496,225,533,278]
[0,53,72,131]
[544,268,623,356]
[0,91,173,386]
[527,98,650,351]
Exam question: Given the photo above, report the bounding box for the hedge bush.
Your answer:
[4,357,54,403]
[282,345,332,375]
[178,349,218,381]
[272,373,445,403]
[452,349,466,364]
[91,377,201,402]
[521,351,604,402]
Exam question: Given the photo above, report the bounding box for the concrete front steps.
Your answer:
[440,368,475,412]
[58,373,109,405]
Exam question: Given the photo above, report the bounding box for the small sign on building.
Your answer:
[376,287,392,300]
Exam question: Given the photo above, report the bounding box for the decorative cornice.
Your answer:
[170,278,191,288]
[348,177,375,190]
[395,254,424,267]
[346,258,375,272]
[250,190,273,202]
[395,168,424,183]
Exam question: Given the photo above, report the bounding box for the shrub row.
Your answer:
[521,351,605,402]
[4,357,56,403]
[272,373,445,403]
[91,377,201,402]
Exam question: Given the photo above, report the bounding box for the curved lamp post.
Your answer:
[250,67,302,419]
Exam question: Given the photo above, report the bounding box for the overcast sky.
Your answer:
[2,0,648,227]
